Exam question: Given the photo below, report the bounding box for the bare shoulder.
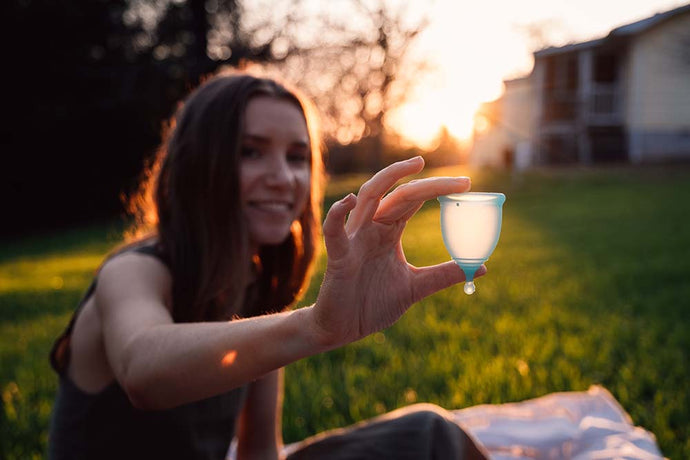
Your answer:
[67,251,175,391]
[99,250,171,282]
[96,251,173,315]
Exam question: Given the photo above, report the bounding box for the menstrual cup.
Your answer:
[438,193,505,295]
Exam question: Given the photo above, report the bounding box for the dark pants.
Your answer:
[285,404,488,460]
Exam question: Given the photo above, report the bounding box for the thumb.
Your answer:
[410,262,487,301]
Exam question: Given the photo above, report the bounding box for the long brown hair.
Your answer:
[123,71,324,322]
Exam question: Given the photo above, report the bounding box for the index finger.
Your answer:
[345,156,425,232]
[373,176,471,224]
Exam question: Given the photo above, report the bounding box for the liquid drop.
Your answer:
[463,281,475,295]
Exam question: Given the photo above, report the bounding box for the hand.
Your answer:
[309,156,486,348]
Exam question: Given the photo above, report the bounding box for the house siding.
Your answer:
[627,12,690,162]
[471,78,534,168]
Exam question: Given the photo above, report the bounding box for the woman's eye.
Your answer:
[241,147,261,159]
[288,152,309,164]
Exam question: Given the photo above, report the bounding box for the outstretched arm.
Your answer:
[97,157,482,410]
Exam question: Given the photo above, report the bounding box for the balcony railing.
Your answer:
[542,84,623,125]
[588,84,623,125]
[543,90,578,122]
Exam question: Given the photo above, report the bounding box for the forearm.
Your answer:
[237,369,284,460]
[118,306,323,410]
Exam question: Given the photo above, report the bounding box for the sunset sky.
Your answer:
[388,0,687,148]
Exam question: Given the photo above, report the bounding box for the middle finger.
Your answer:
[373,176,471,224]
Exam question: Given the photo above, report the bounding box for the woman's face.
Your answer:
[240,96,311,250]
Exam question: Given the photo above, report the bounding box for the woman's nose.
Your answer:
[265,155,294,187]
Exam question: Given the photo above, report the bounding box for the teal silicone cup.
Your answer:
[438,192,505,294]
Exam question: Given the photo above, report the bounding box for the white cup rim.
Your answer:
[438,192,505,204]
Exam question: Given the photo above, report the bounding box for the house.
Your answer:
[471,76,535,168]
[471,3,690,167]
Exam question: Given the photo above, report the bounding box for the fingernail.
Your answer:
[408,156,423,162]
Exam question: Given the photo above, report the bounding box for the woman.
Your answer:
[48,71,487,459]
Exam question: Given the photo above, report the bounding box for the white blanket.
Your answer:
[228,385,665,459]
[452,385,664,459]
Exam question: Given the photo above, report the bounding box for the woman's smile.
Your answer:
[247,200,294,212]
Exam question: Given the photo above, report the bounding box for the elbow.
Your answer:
[118,345,168,411]
[119,354,190,411]
[122,378,158,411]
[120,365,161,411]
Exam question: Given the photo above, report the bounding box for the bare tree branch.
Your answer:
[127,0,433,169]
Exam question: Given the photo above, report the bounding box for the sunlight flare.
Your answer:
[221,350,238,367]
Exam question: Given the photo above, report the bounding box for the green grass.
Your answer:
[2,165,690,459]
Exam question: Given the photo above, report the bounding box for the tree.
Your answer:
[100,0,434,173]
[127,0,310,85]
[254,0,432,171]
[2,0,158,236]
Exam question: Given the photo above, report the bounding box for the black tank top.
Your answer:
[48,244,247,460]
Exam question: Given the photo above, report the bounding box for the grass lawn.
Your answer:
[2,164,689,459]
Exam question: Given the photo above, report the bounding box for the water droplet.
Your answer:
[463,281,475,295]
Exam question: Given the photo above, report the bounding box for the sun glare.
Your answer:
[385,1,517,150]
[388,77,503,150]
[386,0,682,151]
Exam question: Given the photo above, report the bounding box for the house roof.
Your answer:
[609,3,690,37]
[503,75,532,87]
[533,38,604,58]
[534,2,690,58]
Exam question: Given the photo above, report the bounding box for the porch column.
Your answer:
[578,49,593,164]
[532,59,545,165]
